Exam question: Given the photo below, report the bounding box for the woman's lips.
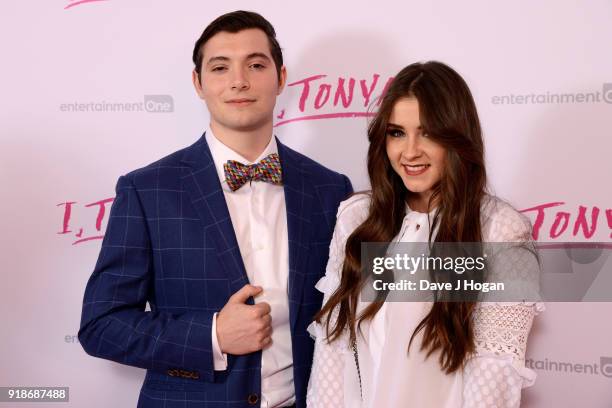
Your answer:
[402,164,430,176]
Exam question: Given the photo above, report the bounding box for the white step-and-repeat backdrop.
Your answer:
[1,1,611,407]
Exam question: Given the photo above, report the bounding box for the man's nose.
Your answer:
[231,68,250,90]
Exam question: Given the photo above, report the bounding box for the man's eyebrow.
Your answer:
[206,53,271,66]
[206,56,230,65]
[246,52,272,61]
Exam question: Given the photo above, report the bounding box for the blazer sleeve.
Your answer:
[342,174,354,199]
[78,175,218,382]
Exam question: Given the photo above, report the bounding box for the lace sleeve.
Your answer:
[307,325,346,407]
[307,195,370,408]
[462,302,543,408]
[463,198,544,407]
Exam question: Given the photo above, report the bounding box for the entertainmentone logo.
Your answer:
[491,83,612,105]
[602,357,612,378]
[59,95,174,113]
[526,356,612,379]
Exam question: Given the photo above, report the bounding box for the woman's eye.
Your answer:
[386,129,404,138]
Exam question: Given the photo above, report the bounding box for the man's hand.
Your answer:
[216,284,272,355]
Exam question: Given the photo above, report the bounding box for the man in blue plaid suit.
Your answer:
[78,10,352,408]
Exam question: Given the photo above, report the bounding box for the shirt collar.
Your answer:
[205,125,279,187]
[405,203,436,222]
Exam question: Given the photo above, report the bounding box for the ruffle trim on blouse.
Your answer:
[307,274,351,352]
[315,272,339,295]
[469,352,538,389]
[307,321,352,353]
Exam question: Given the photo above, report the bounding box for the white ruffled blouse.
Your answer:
[306,194,544,408]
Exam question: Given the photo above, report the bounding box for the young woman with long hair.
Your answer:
[306,61,543,407]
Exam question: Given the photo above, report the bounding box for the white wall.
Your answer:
[1,1,611,406]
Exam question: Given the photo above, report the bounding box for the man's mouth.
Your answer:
[226,98,256,106]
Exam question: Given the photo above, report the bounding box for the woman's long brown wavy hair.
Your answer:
[315,61,487,374]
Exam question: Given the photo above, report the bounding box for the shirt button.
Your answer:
[247,393,259,405]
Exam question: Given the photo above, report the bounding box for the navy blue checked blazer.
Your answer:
[78,133,353,408]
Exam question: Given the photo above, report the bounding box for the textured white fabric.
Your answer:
[206,128,295,408]
[463,303,541,408]
[307,194,543,408]
[306,195,366,408]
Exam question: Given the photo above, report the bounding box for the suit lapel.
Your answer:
[180,134,249,295]
[179,134,315,322]
[277,138,314,331]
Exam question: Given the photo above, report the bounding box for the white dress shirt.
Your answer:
[206,127,295,408]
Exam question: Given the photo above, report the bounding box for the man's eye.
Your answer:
[211,66,227,72]
[250,63,265,70]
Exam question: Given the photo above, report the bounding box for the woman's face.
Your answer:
[385,97,446,211]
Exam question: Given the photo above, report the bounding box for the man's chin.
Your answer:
[219,117,271,133]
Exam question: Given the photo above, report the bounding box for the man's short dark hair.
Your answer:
[192,10,284,82]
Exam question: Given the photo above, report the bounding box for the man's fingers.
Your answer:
[255,315,273,332]
[228,284,262,304]
[261,314,272,326]
[254,301,271,316]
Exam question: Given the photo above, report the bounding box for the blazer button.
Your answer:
[247,393,259,405]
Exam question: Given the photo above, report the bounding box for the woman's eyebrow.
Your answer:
[387,122,423,130]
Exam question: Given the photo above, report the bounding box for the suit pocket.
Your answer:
[143,371,205,392]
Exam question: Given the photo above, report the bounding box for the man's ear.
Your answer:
[192,69,205,99]
[277,65,287,95]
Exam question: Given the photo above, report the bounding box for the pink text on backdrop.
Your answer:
[58,199,611,246]
[57,198,114,245]
[520,202,612,241]
[64,0,109,10]
[274,74,394,127]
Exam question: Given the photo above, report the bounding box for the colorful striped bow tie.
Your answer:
[223,153,283,192]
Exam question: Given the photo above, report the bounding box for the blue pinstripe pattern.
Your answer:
[78,133,353,407]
